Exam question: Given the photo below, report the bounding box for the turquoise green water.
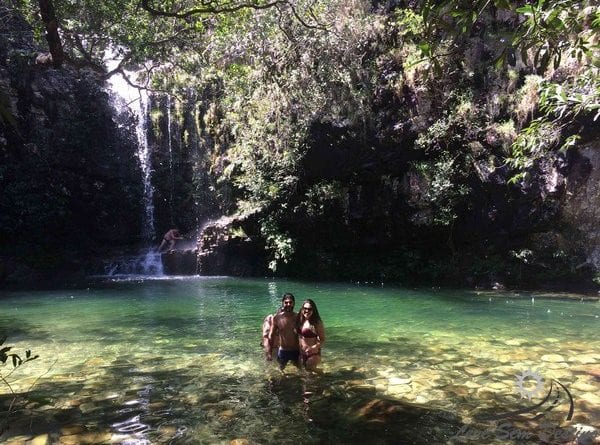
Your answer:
[0,277,598,444]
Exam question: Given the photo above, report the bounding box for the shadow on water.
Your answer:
[0,320,53,344]
[1,355,465,444]
[263,370,463,445]
[2,357,203,443]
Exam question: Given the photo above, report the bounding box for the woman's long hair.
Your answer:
[298,298,321,325]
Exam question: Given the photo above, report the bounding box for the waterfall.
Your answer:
[166,94,175,222]
[106,54,163,276]
[106,60,157,242]
[133,91,163,275]
[133,90,157,241]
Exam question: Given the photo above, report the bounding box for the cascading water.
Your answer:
[166,94,175,221]
[136,91,157,242]
[106,57,163,276]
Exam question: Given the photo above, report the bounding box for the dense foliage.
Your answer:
[0,336,38,435]
[3,0,600,287]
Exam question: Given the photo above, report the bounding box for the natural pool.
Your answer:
[0,277,598,444]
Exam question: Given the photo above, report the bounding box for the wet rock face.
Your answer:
[154,218,268,276]
[197,222,268,277]
[161,249,198,275]
[0,7,142,284]
[562,145,600,270]
[146,90,226,245]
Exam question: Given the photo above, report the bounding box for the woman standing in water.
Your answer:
[297,299,325,372]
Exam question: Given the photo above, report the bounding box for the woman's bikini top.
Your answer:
[299,325,318,338]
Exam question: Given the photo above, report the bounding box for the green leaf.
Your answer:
[495,51,507,69]
[553,52,561,69]
[516,5,534,15]
[538,50,550,73]
[418,42,431,56]
[494,0,512,9]
[543,8,558,24]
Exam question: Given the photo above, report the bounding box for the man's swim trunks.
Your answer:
[277,348,300,367]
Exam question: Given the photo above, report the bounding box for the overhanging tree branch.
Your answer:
[108,64,184,102]
[140,0,285,18]
[287,2,328,31]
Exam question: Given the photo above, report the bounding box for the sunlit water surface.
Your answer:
[0,277,598,444]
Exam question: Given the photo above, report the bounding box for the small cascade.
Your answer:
[104,249,163,277]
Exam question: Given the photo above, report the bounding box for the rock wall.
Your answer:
[146,90,227,244]
[0,7,142,285]
[161,249,198,275]
[196,218,268,277]
[562,143,600,271]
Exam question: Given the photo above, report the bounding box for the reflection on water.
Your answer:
[0,278,598,444]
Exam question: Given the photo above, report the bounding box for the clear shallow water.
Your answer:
[0,277,598,444]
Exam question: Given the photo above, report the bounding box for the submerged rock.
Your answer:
[30,435,49,445]
[541,353,566,363]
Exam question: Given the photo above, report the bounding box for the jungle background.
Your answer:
[1,0,599,290]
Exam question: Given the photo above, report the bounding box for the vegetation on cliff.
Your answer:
[2,0,599,288]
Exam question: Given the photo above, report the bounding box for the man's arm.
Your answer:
[266,315,278,360]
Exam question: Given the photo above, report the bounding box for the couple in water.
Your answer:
[262,293,326,372]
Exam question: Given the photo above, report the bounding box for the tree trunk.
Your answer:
[38,0,65,68]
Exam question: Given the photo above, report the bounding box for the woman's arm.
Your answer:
[316,321,326,346]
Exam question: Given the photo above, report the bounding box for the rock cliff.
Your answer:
[0,6,142,285]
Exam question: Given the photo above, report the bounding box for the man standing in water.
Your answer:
[267,293,300,370]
